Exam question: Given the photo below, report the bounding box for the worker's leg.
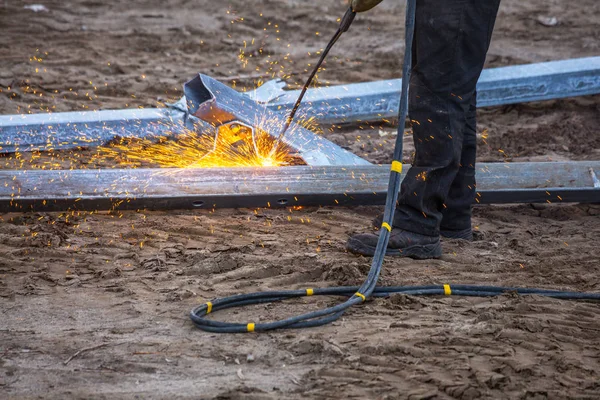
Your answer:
[439,94,477,240]
[347,0,500,258]
[392,0,500,237]
[369,94,478,239]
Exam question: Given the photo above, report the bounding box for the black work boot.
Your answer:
[346,228,442,259]
[371,214,473,241]
[439,227,473,241]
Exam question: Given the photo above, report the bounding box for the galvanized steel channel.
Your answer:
[258,56,600,124]
[183,74,369,166]
[1,162,598,212]
[0,75,369,166]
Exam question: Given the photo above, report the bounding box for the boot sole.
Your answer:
[346,237,443,259]
[440,229,473,241]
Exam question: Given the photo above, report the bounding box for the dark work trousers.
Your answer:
[393,0,501,236]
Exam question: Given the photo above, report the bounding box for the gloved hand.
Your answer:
[350,0,384,12]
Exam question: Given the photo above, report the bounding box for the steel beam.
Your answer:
[257,57,600,124]
[0,75,369,166]
[1,162,597,212]
[183,74,369,166]
[0,107,192,154]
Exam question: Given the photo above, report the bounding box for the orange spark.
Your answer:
[97,123,299,169]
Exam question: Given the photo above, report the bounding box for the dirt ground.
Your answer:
[1,0,600,399]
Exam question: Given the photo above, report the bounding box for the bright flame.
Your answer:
[97,123,298,169]
[260,158,276,167]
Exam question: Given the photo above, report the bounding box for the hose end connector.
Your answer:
[340,7,357,32]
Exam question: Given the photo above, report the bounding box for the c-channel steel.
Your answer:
[183,74,370,166]
[0,107,209,154]
[0,75,370,167]
[257,56,600,124]
[0,161,598,212]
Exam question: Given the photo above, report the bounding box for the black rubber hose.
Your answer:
[189,0,599,333]
[190,285,600,332]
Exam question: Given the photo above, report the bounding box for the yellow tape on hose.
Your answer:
[306,288,314,296]
[391,161,403,174]
[247,323,255,332]
[443,284,452,296]
[206,302,213,314]
[355,292,366,302]
[382,222,392,232]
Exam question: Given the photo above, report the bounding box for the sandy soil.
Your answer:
[1,0,600,399]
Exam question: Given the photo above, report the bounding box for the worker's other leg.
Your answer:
[439,94,477,240]
[392,0,500,237]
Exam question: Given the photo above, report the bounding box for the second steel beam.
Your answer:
[258,56,600,124]
[1,161,598,212]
